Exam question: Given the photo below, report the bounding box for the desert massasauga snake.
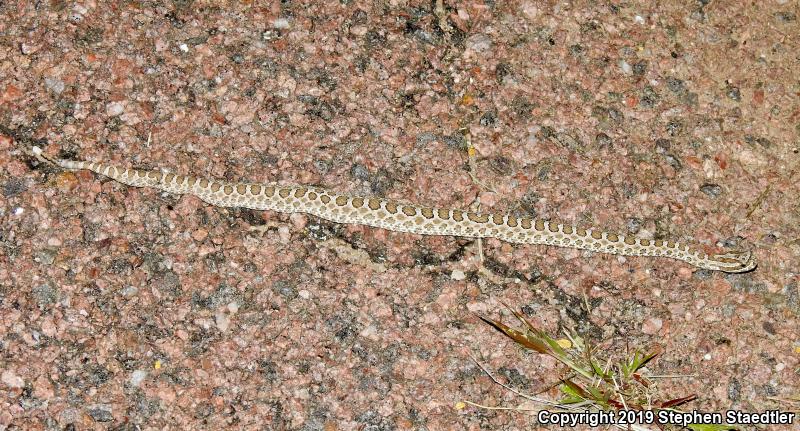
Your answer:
[32,146,756,273]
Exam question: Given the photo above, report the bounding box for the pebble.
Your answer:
[106,101,125,116]
[87,405,113,422]
[4,179,27,198]
[2,370,24,389]
[130,370,147,387]
[290,213,307,230]
[36,248,57,265]
[521,3,540,19]
[40,317,56,337]
[273,18,290,29]
[215,311,230,332]
[450,269,466,281]
[642,317,663,334]
[192,228,208,242]
[278,225,291,243]
[626,218,642,234]
[44,77,65,94]
[619,60,632,75]
[726,85,741,101]
[121,286,139,297]
[465,34,492,53]
[350,163,370,181]
[21,42,38,55]
[735,148,768,171]
[595,133,612,147]
[699,183,723,198]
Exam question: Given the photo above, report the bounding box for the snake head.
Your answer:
[708,250,757,273]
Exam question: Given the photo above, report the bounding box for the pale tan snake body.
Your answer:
[31,146,756,273]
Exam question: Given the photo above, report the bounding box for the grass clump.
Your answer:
[463,304,740,431]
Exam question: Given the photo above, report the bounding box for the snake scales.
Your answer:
[32,146,755,273]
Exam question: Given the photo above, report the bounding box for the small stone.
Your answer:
[261,30,280,41]
[121,286,138,297]
[632,60,648,76]
[661,153,682,170]
[273,18,290,29]
[106,101,124,116]
[2,370,24,388]
[178,43,189,52]
[666,77,687,95]
[44,77,65,94]
[451,269,466,281]
[479,111,496,126]
[215,310,230,332]
[607,107,623,123]
[626,218,642,234]
[727,273,765,294]
[728,378,741,401]
[735,148,768,171]
[87,405,113,422]
[666,120,683,136]
[726,85,741,101]
[3,178,26,197]
[640,86,659,108]
[760,233,778,245]
[692,269,713,280]
[32,284,58,308]
[700,183,723,198]
[654,138,671,153]
[72,4,88,19]
[290,213,307,230]
[2,83,22,102]
[488,156,513,176]
[521,3,540,19]
[35,248,58,265]
[40,317,57,337]
[21,42,38,55]
[745,135,773,148]
[350,163,370,181]
[465,34,492,53]
[595,133,612,147]
[442,134,467,150]
[130,370,147,387]
[642,317,663,334]
[273,280,298,299]
[619,60,632,75]
[277,225,291,243]
[192,228,208,242]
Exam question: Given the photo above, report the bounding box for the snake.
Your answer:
[31,146,756,273]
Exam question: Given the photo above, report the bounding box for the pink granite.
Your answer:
[1,1,798,429]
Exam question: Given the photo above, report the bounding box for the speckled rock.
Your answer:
[1,1,797,429]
